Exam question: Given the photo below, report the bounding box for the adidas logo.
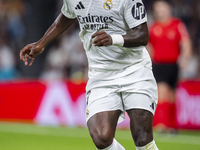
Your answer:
[75,1,85,10]
[150,103,154,110]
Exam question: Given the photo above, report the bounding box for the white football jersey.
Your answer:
[62,0,152,79]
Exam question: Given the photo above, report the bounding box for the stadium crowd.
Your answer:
[0,0,199,80]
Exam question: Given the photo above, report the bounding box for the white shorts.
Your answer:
[85,67,158,123]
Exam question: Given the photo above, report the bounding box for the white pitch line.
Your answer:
[0,127,200,146]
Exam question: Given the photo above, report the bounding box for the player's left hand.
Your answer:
[92,31,112,47]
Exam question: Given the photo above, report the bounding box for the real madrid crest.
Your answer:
[86,109,90,118]
[103,0,113,10]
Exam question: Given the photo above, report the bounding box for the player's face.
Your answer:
[153,1,171,21]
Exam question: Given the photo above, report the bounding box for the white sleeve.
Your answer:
[61,0,76,19]
[124,0,147,29]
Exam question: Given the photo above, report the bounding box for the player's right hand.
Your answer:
[20,43,44,66]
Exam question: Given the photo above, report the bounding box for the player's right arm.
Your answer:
[20,13,76,66]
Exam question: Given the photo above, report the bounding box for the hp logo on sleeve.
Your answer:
[132,2,146,20]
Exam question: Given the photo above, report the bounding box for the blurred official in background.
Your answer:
[148,0,192,131]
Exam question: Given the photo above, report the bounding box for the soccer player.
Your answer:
[148,0,191,131]
[20,0,159,149]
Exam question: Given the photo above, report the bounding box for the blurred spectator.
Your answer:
[41,23,88,80]
[40,38,68,80]
[0,0,200,80]
[60,26,88,80]
[0,26,17,80]
[147,0,192,131]
[171,0,193,26]
[0,0,26,80]
[0,0,26,48]
[189,0,200,78]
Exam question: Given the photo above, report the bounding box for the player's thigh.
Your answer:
[86,87,123,143]
[87,110,121,143]
[127,109,153,146]
[123,93,155,146]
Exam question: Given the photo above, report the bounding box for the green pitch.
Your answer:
[0,122,200,150]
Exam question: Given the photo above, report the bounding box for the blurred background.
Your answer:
[0,0,200,150]
[0,0,199,80]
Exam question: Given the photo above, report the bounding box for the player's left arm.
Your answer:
[178,22,192,70]
[92,22,148,47]
[123,22,148,47]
